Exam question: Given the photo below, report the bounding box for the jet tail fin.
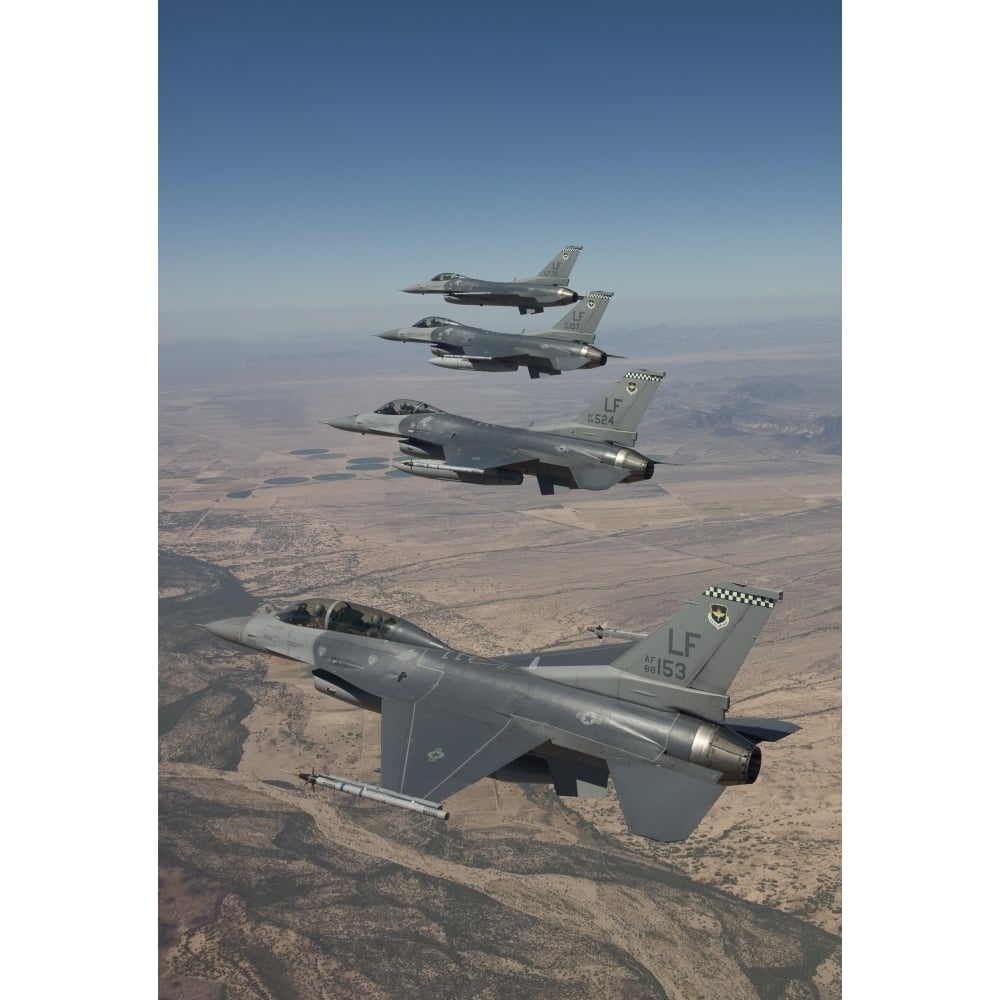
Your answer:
[531,369,664,447]
[525,245,582,285]
[543,290,614,344]
[610,583,782,711]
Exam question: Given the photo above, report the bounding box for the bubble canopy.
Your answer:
[373,399,442,416]
[276,599,449,649]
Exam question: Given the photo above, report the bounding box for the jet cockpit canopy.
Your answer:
[413,317,456,328]
[430,272,463,282]
[374,399,442,416]
[276,599,450,649]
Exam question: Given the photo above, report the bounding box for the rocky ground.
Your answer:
[159,324,841,998]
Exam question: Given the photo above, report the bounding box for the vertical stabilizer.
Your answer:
[610,583,783,698]
[544,290,614,344]
[529,369,664,446]
[526,245,583,284]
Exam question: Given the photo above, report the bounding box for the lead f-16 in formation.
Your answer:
[324,368,664,494]
[379,290,620,379]
[204,582,796,842]
[402,244,582,315]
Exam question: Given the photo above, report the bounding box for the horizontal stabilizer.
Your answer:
[571,464,628,491]
[726,718,800,743]
[608,757,724,842]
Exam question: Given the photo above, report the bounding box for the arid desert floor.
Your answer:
[160,321,841,999]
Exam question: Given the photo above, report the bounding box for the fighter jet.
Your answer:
[379,290,621,380]
[203,583,797,843]
[402,245,582,315]
[324,369,666,494]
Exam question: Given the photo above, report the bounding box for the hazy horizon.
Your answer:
[159,296,842,346]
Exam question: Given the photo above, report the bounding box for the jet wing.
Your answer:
[608,757,725,842]
[379,696,542,802]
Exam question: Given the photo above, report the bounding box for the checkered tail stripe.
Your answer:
[703,586,776,608]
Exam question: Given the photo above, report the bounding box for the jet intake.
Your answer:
[683,722,761,786]
[313,669,381,711]
[393,457,523,485]
[428,356,519,373]
[398,439,446,460]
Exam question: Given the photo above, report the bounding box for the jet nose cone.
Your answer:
[202,617,251,645]
[401,284,428,294]
[377,329,402,341]
[322,415,361,432]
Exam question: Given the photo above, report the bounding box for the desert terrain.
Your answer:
[159,319,841,998]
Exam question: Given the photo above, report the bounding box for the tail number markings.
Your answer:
[644,656,687,680]
[589,397,622,425]
[643,629,700,678]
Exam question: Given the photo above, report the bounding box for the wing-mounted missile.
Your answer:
[587,624,651,641]
[288,769,449,820]
[392,457,523,485]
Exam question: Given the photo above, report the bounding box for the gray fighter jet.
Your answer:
[203,583,797,842]
[402,245,582,315]
[324,368,665,495]
[379,290,621,379]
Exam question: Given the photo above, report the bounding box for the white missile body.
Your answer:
[292,769,449,821]
[586,624,651,641]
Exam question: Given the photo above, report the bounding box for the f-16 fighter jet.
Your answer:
[379,290,621,379]
[402,245,582,315]
[324,368,665,495]
[203,583,797,843]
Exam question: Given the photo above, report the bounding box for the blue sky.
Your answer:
[159,0,841,332]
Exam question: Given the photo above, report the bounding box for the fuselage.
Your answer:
[403,277,579,312]
[379,324,608,374]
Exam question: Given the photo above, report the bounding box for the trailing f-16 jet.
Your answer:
[402,245,582,315]
[378,290,620,379]
[323,368,665,495]
[203,582,797,843]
